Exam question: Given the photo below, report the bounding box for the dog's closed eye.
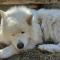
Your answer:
[21,31,25,34]
[11,31,25,37]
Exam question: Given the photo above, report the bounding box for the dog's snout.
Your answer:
[17,42,24,49]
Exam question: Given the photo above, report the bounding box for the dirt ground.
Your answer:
[0,48,59,60]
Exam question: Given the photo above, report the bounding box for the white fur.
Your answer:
[33,9,60,52]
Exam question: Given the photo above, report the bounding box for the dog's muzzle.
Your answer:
[17,42,24,49]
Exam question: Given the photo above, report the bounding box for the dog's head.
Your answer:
[0,6,34,50]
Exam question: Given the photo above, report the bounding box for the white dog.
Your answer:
[0,6,60,59]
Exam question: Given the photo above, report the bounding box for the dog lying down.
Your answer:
[0,6,60,58]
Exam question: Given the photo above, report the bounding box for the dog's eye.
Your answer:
[21,31,25,34]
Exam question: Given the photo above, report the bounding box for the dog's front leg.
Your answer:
[0,45,18,59]
[38,44,60,52]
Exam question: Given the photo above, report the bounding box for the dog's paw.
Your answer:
[38,44,60,52]
[0,45,17,59]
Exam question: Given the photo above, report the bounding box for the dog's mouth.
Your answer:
[0,43,9,49]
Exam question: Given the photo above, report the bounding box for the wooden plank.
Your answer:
[0,0,59,5]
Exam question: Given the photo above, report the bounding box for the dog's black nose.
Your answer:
[17,42,24,49]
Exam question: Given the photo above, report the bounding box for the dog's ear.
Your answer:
[26,15,32,25]
[0,10,6,23]
[0,10,7,31]
[0,10,5,18]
